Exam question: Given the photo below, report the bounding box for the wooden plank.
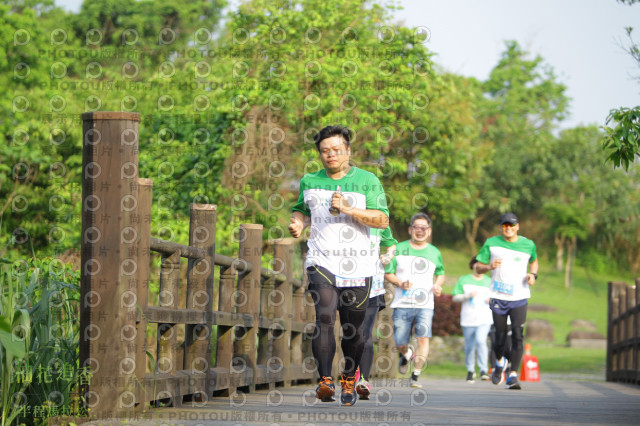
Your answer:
[209,367,230,391]
[258,315,281,330]
[150,237,300,288]
[290,320,314,334]
[143,307,254,327]
[150,237,207,259]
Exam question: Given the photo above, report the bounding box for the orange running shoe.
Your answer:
[315,376,335,402]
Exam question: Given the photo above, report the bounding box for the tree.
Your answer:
[463,41,568,252]
[208,0,484,244]
[543,125,640,281]
[1,0,230,258]
[602,1,640,170]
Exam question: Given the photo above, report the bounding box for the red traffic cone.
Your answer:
[520,343,540,381]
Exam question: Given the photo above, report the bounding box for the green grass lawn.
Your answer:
[426,345,606,380]
[428,245,635,379]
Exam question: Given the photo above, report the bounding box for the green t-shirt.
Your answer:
[476,235,537,301]
[385,240,444,309]
[452,274,493,326]
[293,167,389,280]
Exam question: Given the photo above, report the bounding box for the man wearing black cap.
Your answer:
[474,213,538,390]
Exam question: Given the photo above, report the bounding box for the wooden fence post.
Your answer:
[627,284,635,380]
[234,224,263,392]
[216,263,237,396]
[290,250,309,384]
[79,112,140,418]
[608,282,627,381]
[373,284,396,378]
[184,204,217,400]
[258,273,276,389]
[608,282,617,382]
[273,239,294,385]
[636,278,640,384]
[157,251,181,405]
[134,178,153,409]
[620,284,628,376]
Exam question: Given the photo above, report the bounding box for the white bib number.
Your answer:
[335,275,367,288]
[493,280,514,296]
[370,274,385,297]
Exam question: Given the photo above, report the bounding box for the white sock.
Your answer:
[404,348,413,360]
[412,369,422,377]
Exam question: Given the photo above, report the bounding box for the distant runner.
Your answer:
[475,213,538,390]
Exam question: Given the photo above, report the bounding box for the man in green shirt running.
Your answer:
[384,212,445,388]
[475,212,538,390]
[288,125,389,406]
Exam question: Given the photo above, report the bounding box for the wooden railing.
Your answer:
[607,279,640,384]
[78,112,395,419]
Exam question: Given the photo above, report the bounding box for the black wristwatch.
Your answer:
[529,273,538,279]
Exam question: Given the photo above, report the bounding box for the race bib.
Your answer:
[370,274,385,297]
[336,275,367,288]
[493,280,514,296]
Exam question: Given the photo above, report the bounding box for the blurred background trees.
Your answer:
[1,0,639,280]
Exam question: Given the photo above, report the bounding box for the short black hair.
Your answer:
[469,257,478,270]
[410,212,432,227]
[313,125,352,151]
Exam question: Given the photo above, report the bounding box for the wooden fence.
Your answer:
[78,112,395,419]
[607,279,640,384]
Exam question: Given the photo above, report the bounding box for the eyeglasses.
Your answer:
[501,223,516,228]
[411,225,430,231]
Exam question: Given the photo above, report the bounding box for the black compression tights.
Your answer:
[307,266,370,378]
[492,304,527,373]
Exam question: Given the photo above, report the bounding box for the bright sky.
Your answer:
[56,0,640,129]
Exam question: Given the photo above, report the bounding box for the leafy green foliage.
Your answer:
[480,41,569,213]
[602,106,640,170]
[0,0,638,276]
[0,258,84,425]
[0,266,30,426]
[602,4,640,170]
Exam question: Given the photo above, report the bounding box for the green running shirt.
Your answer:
[292,167,389,281]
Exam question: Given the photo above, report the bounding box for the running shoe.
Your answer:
[505,373,521,390]
[315,376,335,402]
[355,377,371,400]
[491,357,506,385]
[480,371,490,381]
[466,371,475,383]
[410,372,422,388]
[354,366,361,384]
[398,345,414,375]
[339,373,358,406]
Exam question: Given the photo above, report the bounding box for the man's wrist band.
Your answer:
[530,273,538,279]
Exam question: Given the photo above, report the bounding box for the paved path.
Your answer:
[80,377,640,425]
